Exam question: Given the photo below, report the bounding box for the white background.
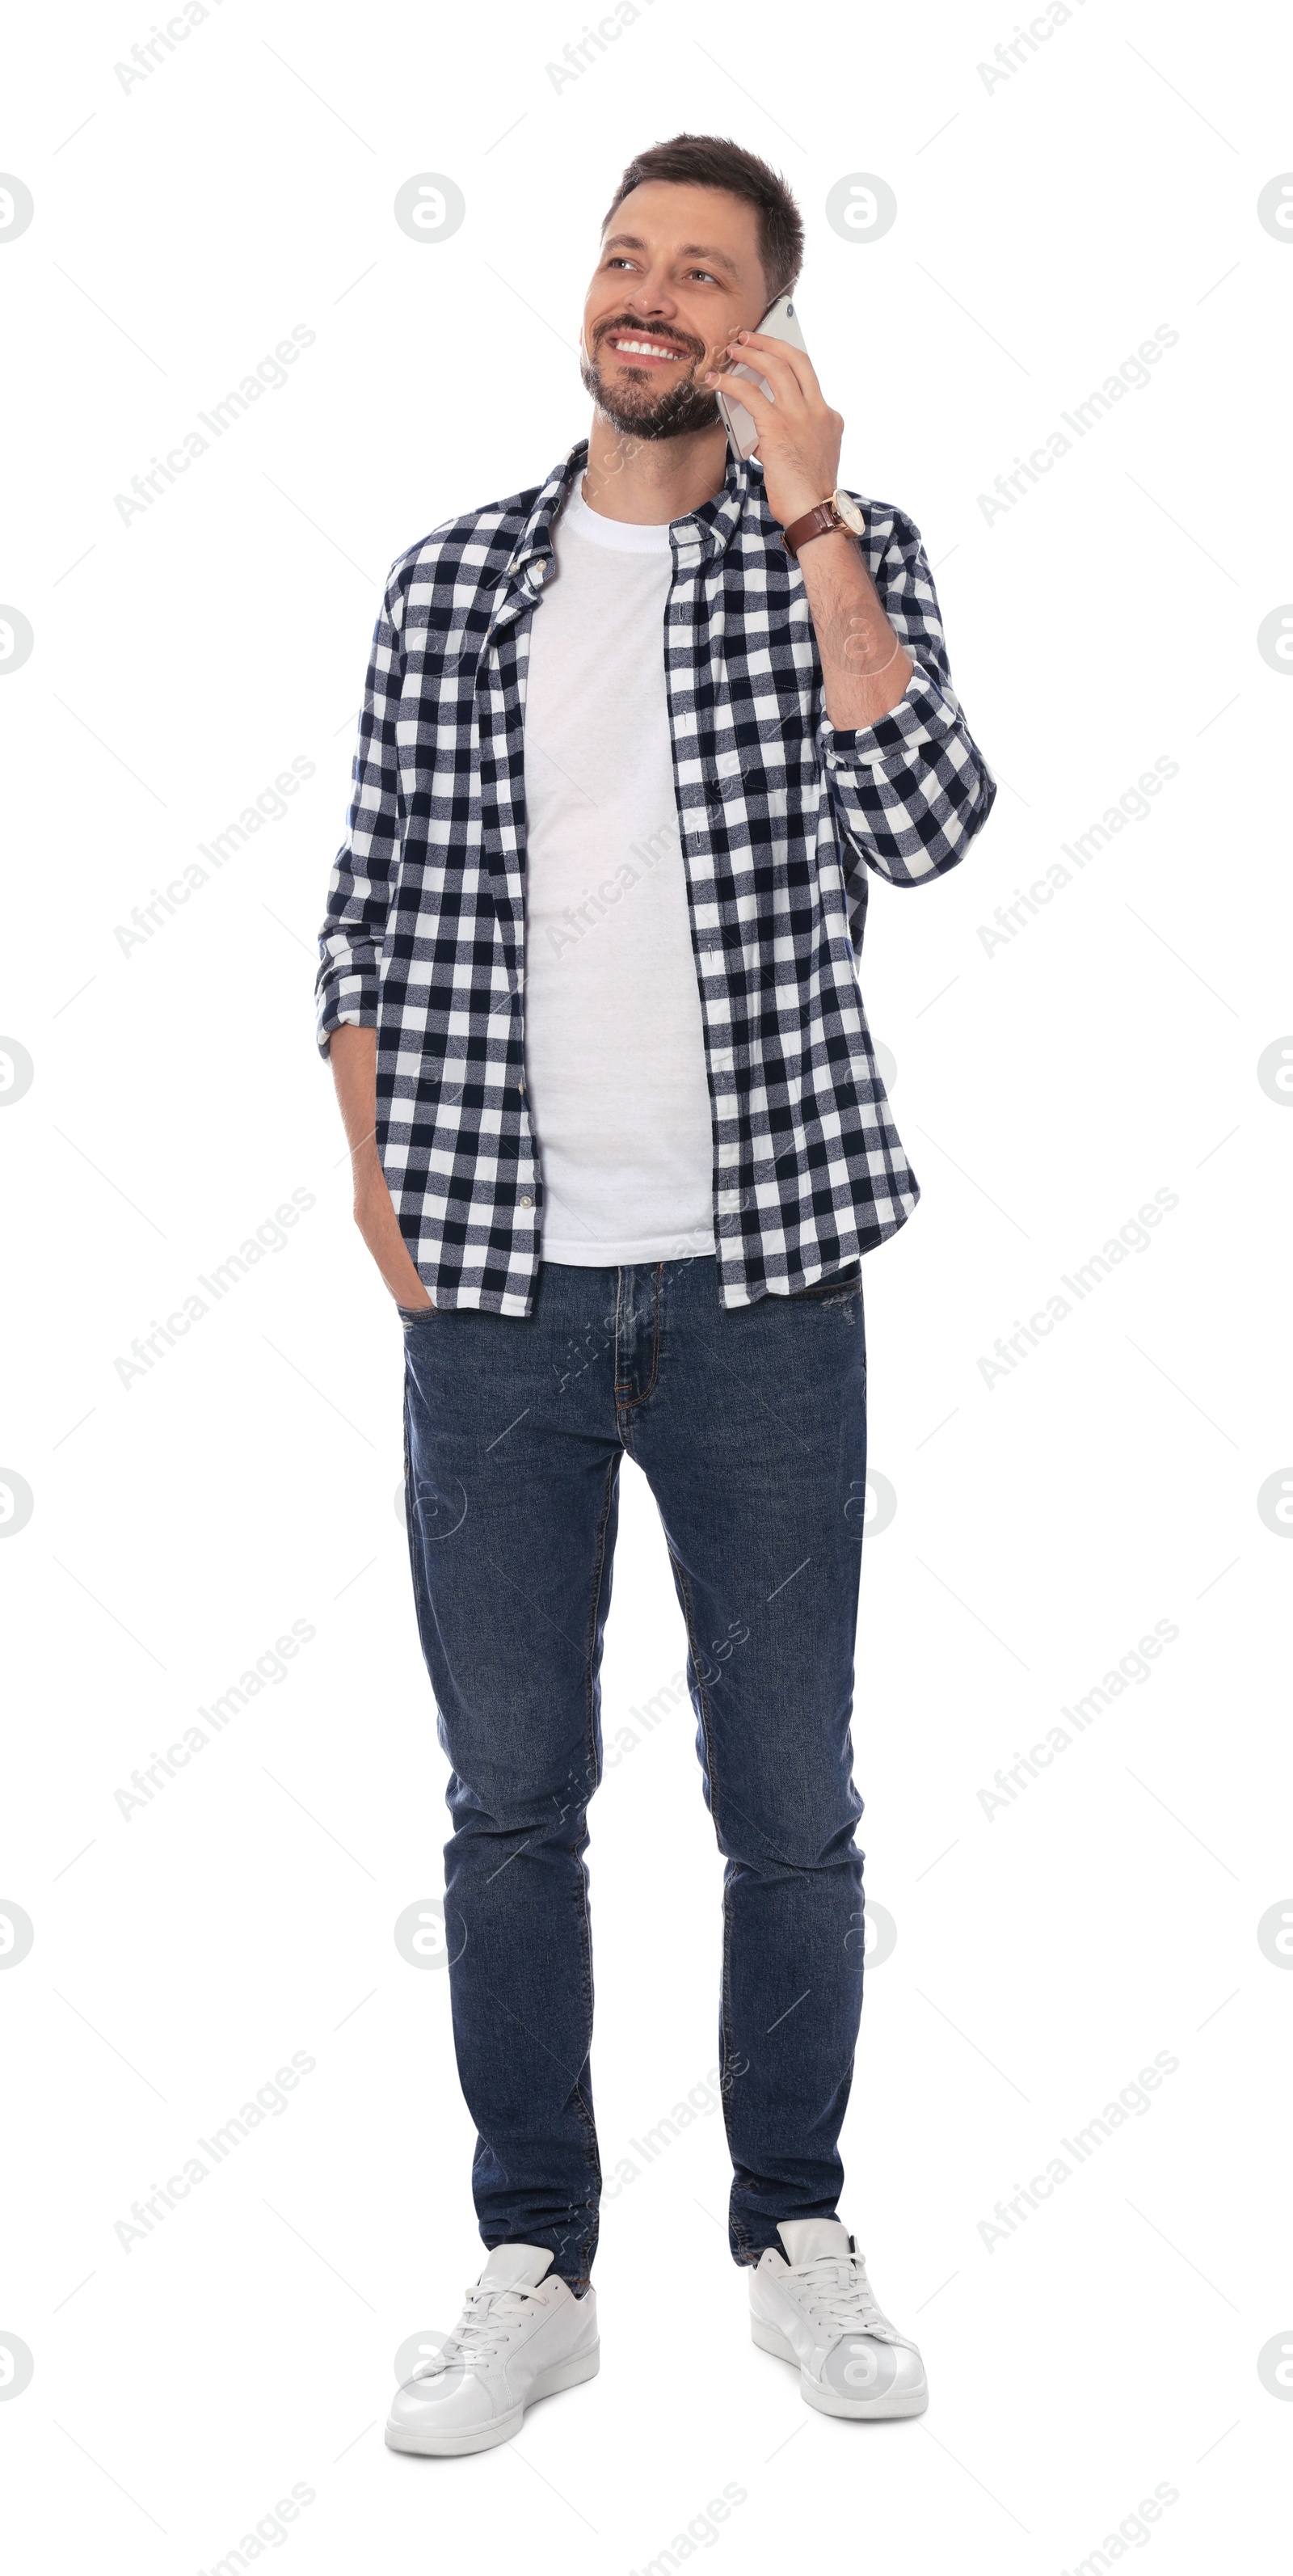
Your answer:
[2,1,1291,2569]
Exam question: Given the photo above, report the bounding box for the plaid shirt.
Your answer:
[316,438,996,1313]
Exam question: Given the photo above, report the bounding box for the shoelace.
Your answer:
[413,2281,545,2376]
[790,2249,902,2342]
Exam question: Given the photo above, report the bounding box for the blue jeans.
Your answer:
[400,1254,869,2288]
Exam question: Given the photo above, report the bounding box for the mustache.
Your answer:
[592,316,714,366]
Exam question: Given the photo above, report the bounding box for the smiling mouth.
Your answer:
[602,332,693,367]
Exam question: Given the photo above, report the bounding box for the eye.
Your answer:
[687,268,720,285]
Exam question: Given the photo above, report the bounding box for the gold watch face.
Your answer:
[832,490,866,537]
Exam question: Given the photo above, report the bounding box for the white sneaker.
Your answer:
[385,2245,600,2456]
[749,2218,928,2419]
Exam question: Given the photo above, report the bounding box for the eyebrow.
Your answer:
[602,231,740,275]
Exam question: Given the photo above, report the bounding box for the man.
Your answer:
[317,134,995,2456]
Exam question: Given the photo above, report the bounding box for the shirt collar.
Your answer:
[501,436,757,597]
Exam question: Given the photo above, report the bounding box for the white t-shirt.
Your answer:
[520,483,716,1266]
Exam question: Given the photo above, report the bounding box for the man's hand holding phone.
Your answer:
[707,327,845,532]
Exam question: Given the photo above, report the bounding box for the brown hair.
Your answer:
[601,133,804,302]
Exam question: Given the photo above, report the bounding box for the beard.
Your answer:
[579,318,724,442]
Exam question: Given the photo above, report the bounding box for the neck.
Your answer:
[581,407,730,524]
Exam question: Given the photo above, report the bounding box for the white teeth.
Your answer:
[614,339,678,359]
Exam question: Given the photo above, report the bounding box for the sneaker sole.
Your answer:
[384,2340,600,2456]
[751,2315,928,2420]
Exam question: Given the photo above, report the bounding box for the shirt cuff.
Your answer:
[819,658,965,768]
[315,1001,375,1059]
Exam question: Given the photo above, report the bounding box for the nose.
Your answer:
[626,273,678,318]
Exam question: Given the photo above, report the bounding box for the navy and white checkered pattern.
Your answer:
[316,439,996,1313]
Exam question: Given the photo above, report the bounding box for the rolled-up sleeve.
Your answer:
[314,570,406,1053]
[819,508,996,888]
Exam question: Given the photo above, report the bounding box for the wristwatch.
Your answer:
[781,489,866,560]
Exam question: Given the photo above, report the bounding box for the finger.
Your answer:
[726,329,825,408]
[708,353,810,429]
[720,336,806,394]
[705,363,775,418]
[715,346,814,425]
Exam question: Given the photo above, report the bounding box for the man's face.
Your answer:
[580,181,769,441]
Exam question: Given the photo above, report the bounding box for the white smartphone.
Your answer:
[715,292,811,462]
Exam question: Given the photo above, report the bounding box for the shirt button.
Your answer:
[519,1193,534,1208]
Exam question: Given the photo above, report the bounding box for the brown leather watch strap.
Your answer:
[782,500,843,560]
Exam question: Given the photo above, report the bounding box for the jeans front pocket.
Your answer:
[790,1266,862,1303]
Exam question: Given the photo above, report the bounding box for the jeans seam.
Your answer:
[720,1878,758,2263]
[567,1449,618,2262]
[672,1552,722,1829]
[400,1381,421,1608]
[583,1453,619,1794]
[570,1884,601,2249]
[672,1555,752,2262]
